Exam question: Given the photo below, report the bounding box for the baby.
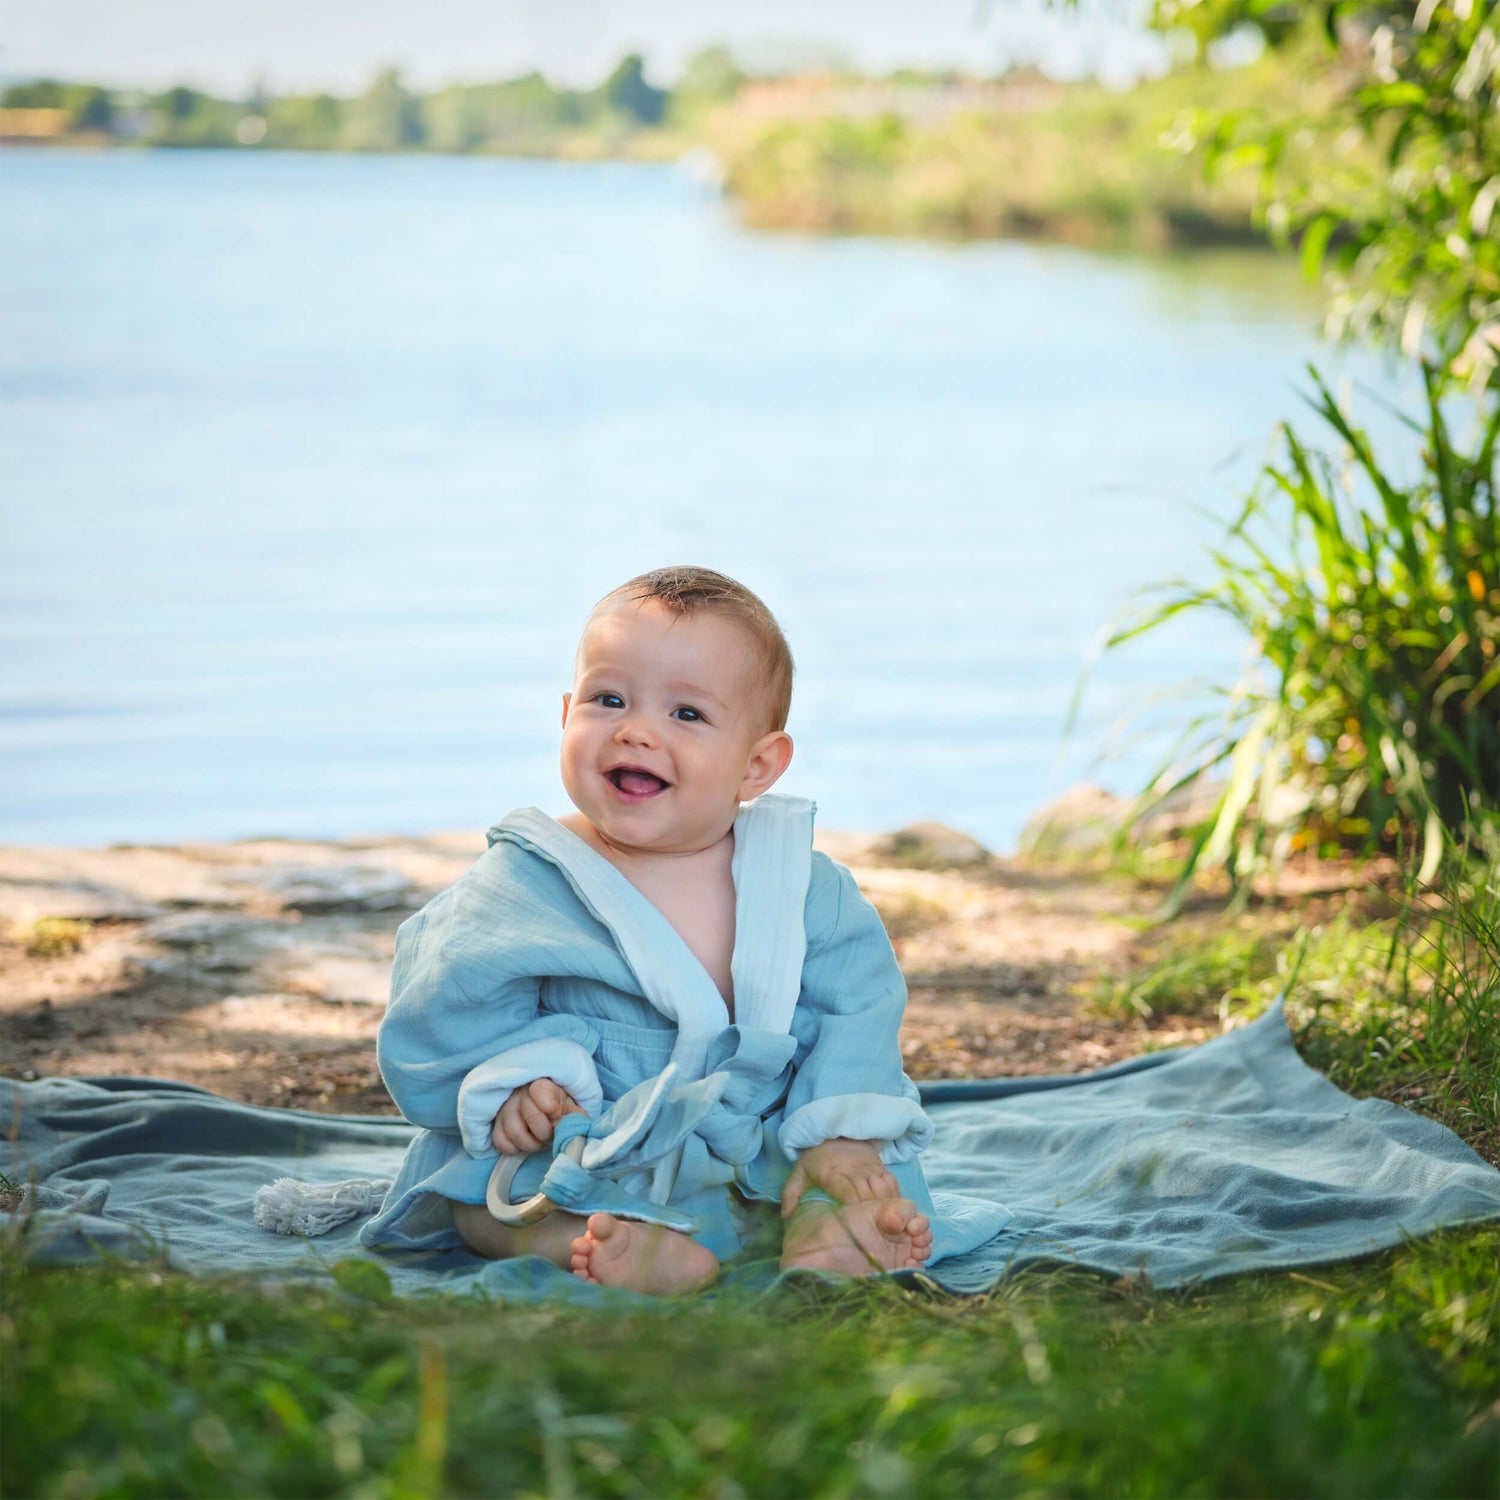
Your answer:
[371,567,937,1294]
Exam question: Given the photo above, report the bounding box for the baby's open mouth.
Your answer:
[608,766,670,797]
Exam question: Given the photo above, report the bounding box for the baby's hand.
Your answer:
[781,1137,898,1216]
[490,1077,584,1155]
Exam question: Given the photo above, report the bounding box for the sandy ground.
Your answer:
[0,824,1316,1115]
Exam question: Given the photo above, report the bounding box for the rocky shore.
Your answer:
[0,817,1223,1114]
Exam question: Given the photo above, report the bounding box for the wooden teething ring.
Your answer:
[485,1133,587,1226]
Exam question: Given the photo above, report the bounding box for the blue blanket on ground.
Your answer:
[4,1003,1497,1301]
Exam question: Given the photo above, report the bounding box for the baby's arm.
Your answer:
[378,841,605,1154]
[778,856,933,1165]
[780,1137,899,1215]
[490,1077,584,1155]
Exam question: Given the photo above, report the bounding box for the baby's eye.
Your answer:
[593,692,624,709]
[671,705,705,723]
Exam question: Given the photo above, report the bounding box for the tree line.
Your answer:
[0,49,748,152]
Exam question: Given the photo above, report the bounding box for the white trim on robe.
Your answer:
[729,794,812,1036]
[779,1092,934,1163]
[456,1039,606,1158]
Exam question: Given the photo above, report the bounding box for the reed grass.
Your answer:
[1108,365,1499,908]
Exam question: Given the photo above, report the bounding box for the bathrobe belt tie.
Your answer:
[484,1030,801,1230]
[486,1064,726,1231]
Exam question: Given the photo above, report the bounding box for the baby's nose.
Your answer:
[614,713,659,746]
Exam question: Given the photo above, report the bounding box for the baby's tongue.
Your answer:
[617,769,665,796]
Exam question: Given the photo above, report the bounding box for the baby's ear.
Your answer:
[561,692,572,728]
[740,730,793,800]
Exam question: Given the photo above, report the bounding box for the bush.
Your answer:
[1113,363,1498,902]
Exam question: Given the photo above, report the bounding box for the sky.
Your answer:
[1,0,1170,95]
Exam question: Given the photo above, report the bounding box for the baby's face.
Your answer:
[560,598,784,856]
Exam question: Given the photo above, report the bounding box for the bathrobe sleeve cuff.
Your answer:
[778,1093,934,1164]
[456,1039,605,1158]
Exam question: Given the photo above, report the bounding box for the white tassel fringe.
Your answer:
[254,1176,392,1237]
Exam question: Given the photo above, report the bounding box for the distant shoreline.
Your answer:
[1,53,1300,256]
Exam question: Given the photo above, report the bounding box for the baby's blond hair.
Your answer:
[598,566,795,732]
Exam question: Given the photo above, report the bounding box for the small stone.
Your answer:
[1131,776,1228,840]
[247,865,416,915]
[879,822,992,870]
[1018,785,1128,860]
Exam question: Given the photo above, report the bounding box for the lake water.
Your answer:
[0,148,1394,851]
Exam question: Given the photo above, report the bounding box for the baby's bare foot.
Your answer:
[570,1212,719,1295]
[780,1197,933,1277]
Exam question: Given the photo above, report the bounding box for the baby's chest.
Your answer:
[649,889,737,1011]
[616,867,738,1012]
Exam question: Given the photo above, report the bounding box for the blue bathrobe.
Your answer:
[363,794,1000,1263]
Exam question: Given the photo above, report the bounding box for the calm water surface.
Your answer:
[0,149,1393,849]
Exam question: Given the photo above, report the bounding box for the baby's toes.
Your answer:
[570,1236,595,1282]
[908,1214,934,1264]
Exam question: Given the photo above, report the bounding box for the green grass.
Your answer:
[4,1228,1496,1500]
[7,854,1498,1497]
[9,915,92,959]
[1093,920,1290,1022]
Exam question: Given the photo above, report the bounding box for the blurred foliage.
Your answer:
[264,92,343,152]
[1,78,114,133]
[148,86,244,148]
[421,74,586,154]
[339,69,423,153]
[599,54,668,128]
[667,45,748,128]
[2,50,682,157]
[711,53,1322,249]
[1156,1,1500,382]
